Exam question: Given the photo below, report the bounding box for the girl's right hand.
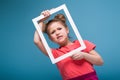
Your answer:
[40,10,50,22]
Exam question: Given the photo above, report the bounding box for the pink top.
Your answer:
[52,40,96,80]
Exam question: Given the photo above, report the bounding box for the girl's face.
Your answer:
[47,22,69,46]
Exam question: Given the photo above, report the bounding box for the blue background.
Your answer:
[0,0,120,80]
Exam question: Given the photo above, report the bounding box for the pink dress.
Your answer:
[52,40,98,80]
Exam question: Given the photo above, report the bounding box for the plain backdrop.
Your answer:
[0,0,120,80]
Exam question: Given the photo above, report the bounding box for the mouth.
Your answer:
[57,35,63,40]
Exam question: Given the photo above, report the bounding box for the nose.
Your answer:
[55,30,60,35]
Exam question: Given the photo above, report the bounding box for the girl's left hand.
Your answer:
[71,52,85,60]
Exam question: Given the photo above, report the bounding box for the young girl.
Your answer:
[34,10,104,80]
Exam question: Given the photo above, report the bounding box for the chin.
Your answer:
[58,41,66,46]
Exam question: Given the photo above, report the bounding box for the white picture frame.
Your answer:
[32,4,86,64]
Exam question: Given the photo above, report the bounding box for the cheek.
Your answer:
[63,30,69,35]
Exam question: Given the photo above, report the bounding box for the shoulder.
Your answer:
[82,40,96,52]
[73,40,93,45]
[83,40,95,46]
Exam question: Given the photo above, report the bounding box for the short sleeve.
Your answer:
[51,49,58,58]
[82,40,96,53]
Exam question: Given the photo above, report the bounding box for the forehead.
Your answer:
[47,22,65,30]
[48,21,63,27]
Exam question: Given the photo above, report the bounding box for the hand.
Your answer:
[71,52,85,60]
[40,10,50,22]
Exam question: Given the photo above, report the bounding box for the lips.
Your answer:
[57,35,63,40]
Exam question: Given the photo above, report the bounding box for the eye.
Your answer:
[57,27,62,30]
[51,30,55,34]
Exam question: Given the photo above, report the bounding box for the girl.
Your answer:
[34,10,104,80]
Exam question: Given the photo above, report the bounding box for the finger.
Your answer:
[41,11,45,15]
[73,53,80,57]
[72,54,79,60]
[44,10,50,16]
[41,10,47,15]
[72,56,79,60]
[72,53,83,60]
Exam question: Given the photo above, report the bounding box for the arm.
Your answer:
[34,10,50,56]
[71,50,104,66]
[34,22,48,56]
[84,50,104,65]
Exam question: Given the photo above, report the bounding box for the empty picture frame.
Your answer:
[32,4,86,64]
